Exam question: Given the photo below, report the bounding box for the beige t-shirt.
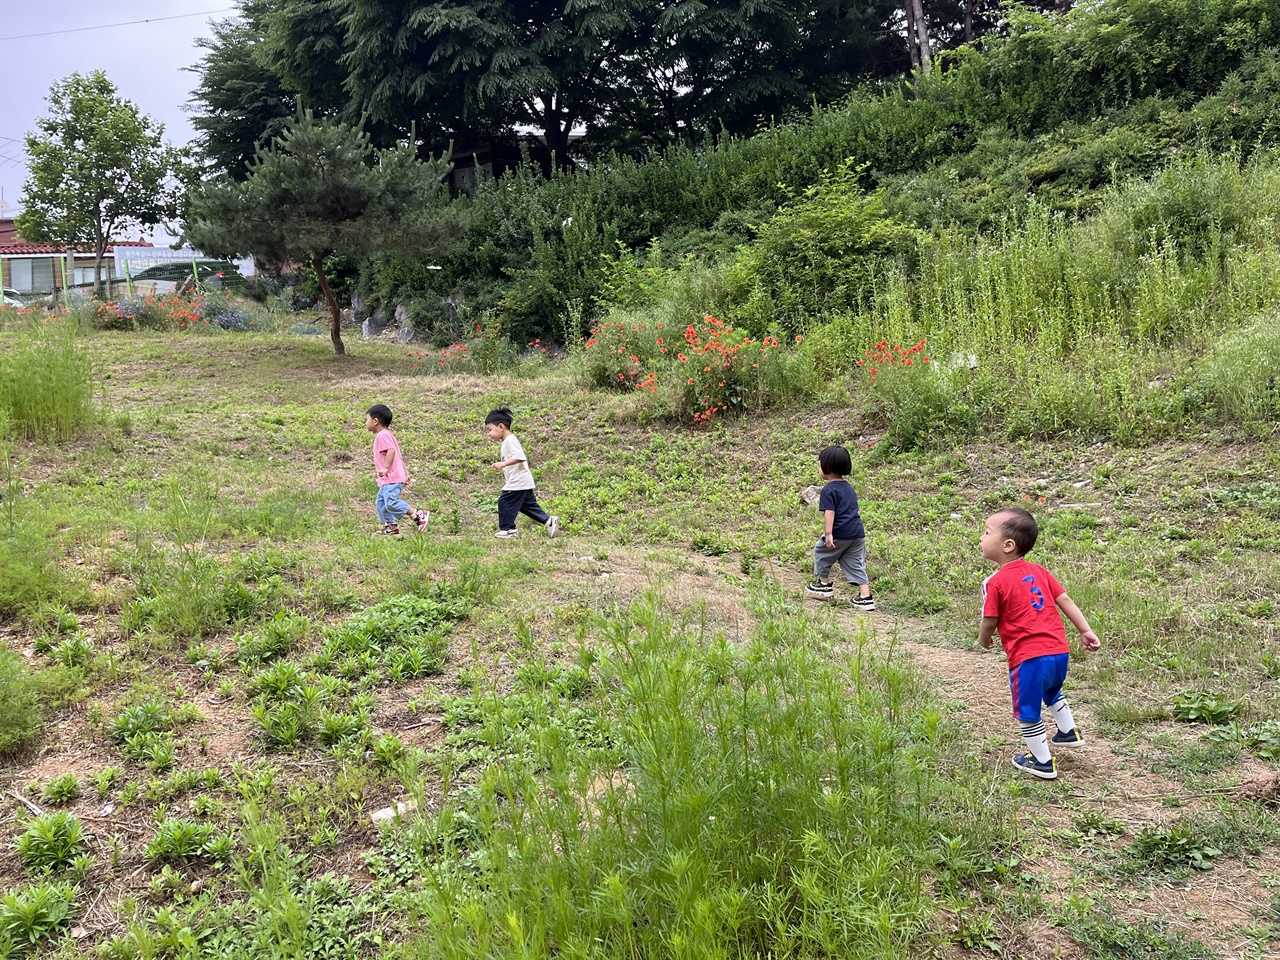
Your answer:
[501,434,535,490]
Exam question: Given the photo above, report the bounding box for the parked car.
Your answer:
[2,287,25,307]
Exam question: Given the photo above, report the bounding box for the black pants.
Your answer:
[498,489,550,530]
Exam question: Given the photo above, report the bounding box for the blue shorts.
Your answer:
[1009,653,1069,723]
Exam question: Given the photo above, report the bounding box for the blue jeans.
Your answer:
[376,483,412,524]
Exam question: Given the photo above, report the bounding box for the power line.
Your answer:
[0,8,237,42]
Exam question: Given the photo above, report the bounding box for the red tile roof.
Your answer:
[0,240,154,255]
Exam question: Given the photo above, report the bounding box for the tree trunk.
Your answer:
[912,0,933,73]
[965,0,974,42]
[313,255,345,355]
[904,5,920,72]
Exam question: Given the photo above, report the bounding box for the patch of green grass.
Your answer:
[394,589,1016,959]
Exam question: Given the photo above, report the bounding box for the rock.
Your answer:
[394,304,416,342]
[362,307,388,339]
[370,800,417,824]
[99,802,115,816]
[800,485,823,507]
[351,289,366,323]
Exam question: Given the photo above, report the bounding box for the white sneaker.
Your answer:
[494,529,518,539]
[546,516,559,538]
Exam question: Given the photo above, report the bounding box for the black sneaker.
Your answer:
[850,594,876,612]
[805,580,834,600]
[1011,753,1057,780]
[1051,727,1084,748]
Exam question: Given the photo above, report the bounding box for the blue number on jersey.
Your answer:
[1021,574,1045,610]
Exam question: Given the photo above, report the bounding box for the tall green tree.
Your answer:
[185,113,454,355]
[18,71,187,295]
[189,1,300,180]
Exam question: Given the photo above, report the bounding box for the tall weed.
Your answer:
[0,319,99,442]
[405,591,1010,959]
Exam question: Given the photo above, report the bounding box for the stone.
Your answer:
[362,307,388,339]
[351,289,366,323]
[799,485,823,507]
[394,304,416,342]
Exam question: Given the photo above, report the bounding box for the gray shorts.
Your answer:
[813,536,868,585]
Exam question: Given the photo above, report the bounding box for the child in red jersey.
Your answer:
[978,507,1100,780]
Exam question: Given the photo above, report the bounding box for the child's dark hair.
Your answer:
[818,445,852,477]
[484,405,513,429]
[367,404,393,427]
[998,507,1039,556]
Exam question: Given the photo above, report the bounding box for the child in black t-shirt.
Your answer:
[805,445,875,610]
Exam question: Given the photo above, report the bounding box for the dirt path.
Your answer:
[815,599,1278,959]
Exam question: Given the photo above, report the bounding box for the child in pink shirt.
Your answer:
[365,404,429,536]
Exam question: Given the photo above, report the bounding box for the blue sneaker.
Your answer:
[1051,727,1084,748]
[1012,753,1057,780]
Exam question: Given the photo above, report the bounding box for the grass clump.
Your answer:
[402,590,1009,959]
[0,319,98,442]
[38,774,80,806]
[1200,312,1280,428]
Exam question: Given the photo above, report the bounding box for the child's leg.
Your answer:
[382,483,412,525]
[1010,660,1052,763]
[1042,655,1078,735]
[375,485,392,524]
[836,538,872,597]
[497,490,521,531]
[518,490,551,524]
[812,536,840,583]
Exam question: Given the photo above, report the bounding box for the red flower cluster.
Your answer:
[857,338,930,382]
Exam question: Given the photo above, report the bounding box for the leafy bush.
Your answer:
[0,882,76,954]
[579,313,819,424]
[402,318,518,376]
[725,166,915,333]
[110,700,170,742]
[858,339,989,450]
[146,819,222,864]
[39,774,80,806]
[0,649,42,756]
[0,318,99,442]
[14,813,87,872]
[1171,689,1238,724]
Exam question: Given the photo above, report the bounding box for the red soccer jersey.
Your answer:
[981,558,1069,669]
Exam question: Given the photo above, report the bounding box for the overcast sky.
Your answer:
[0,0,238,235]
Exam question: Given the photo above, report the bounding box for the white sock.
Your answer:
[1047,698,1077,734]
[1019,721,1052,763]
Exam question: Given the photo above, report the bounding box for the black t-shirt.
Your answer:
[819,479,864,541]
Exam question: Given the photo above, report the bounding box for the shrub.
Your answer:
[0,649,42,756]
[726,165,916,333]
[0,318,99,442]
[403,318,518,376]
[39,774,80,806]
[14,813,87,872]
[579,313,819,424]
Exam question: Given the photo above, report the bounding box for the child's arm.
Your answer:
[376,447,395,478]
[823,509,836,549]
[1055,593,1101,650]
[490,456,525,470]
[977,616,998,648]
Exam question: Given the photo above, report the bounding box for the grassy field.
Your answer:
[2,328,1279,959]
